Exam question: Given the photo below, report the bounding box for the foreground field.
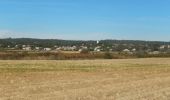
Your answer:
[0,58,170,100]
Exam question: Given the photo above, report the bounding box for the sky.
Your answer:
[0,0,170,41]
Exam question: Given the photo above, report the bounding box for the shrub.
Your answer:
[80,49,89,54]
[104,52,113,59]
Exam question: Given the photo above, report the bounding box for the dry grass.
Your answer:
[0,58,170,100]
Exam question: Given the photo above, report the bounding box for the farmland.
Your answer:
[0,58,170,100]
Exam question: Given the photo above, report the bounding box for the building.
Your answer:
[23,47,31,51]
[35,47,40,50]
[44,48,51,51]
[168,45,170,49]
[149,51,160,55]
[94,46,101,52]
[132,48,136,52]
[97,40,100,44]
[160,45,165,49]
[123,49,130,52]
[22,45,26,48]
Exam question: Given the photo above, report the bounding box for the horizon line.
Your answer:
[0,37,170,42]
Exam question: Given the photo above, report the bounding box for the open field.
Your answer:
[0,58,170,100]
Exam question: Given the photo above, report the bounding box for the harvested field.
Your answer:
[0,58,170,100]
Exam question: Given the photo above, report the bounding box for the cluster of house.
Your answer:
[159,45,170,49]
[121,48,136,54]
[8,45,53,51]
[121,45,170,54]
[11,41,104,52]
[19,44,152,54]
[5,42,170,54]
[21,45,88,52]
[13,44,105,52]
[22,45,54,51]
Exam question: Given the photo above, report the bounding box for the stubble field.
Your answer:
[0,58,170,100]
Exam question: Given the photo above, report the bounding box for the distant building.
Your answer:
[168,45,170,49]
[35,47,40,50]
[54,45,58,48]
[109,49,113,51]
[160,45,165,49]
[56,47,62,50]
[22,45,26,48]
[123,49,130,52]
[15,45,18,48]
[97,40,100,44]
[123,49,133,54]
[44,48,51,51]
[78,49,83,52]
[23,47,31,51]
[94,46,101,52]
[62,46,77,51]
[149,51,160,55]
[132,48,136,52]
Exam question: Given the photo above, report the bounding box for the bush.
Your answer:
[104,52,113,59]
[80,49,89,54]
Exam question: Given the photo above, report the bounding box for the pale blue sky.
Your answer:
[0,0,170,41]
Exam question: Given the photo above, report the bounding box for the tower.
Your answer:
[97,40,100,44]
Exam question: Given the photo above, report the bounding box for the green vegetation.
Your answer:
[0,51,117,60]
[0,51,170,60]
[0,38,170,52]
[1,38,170,60]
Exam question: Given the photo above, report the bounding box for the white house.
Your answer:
[132,48,136,52]
[168,45,170,49]
[15,45,18,48]
[97,40,100,44]
[22,45,26,48]
[123,49,130,52]
[44,48,51,51]
[94,46,101,52]
[160,45,165,49]
[35,47,40,50]
[23,47,31,51]
[149,51,160,55]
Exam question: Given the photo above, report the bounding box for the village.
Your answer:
[2,40,170,55]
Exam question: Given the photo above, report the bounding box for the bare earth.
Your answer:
[0,58,170,100]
